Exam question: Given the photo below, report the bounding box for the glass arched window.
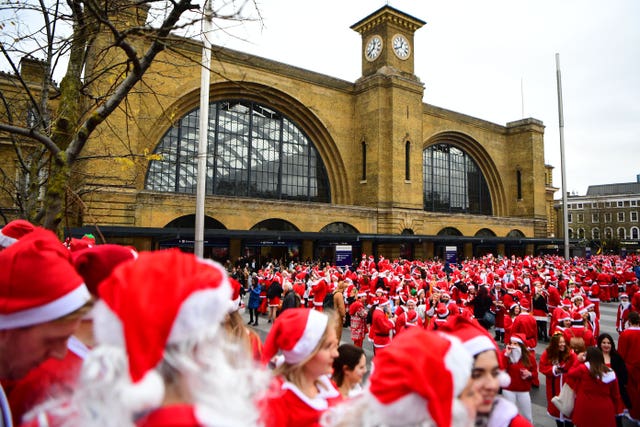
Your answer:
[568,228,574,239]
[604,227,613,239]
[423,144,492,214]
[631,227,639,239]
[577,228,585,239]
[617,227,626,239]
[592,228,600,239]
[145,100,330,202]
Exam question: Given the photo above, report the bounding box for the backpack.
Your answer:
[322,292,335,311]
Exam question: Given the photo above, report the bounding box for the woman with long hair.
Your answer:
[331,344,366,399]
[597,333,631,424]
[502,333,536,422]
[538,332,578,427]
[440,316,532,427]
[261,308,342,427]
[566,347,624,427]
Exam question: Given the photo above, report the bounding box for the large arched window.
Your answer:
[145,100,331,202]
[423,144,492,214]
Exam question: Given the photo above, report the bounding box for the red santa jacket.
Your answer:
[369,307,395,347]
[136,404,201,427]
[511,313,538,350]
[563,325,595,348]
[503,350,537,392]
[262,376,342,427]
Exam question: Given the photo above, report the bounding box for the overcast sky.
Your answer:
[209,0,640,196]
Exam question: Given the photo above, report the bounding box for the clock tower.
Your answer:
[351,6,427,227]
[351,5,425,77]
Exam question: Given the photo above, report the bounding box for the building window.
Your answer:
[631,211,638,222]
[361,140,367,181]
[567,213,572,223]
[606,202,612,207]
[631,227,639,239]
[631,200,638,207]
[576,213,584,223]
[577,203,583,209]
[592,228,600,239]
[618,201,624,207]
[145,100,330,202]
[592,202,598,208]
[618,212,625,222]
[617,227,626,239]
[422,144,492,215]
[592,213,599,223]
[405,140,411,181]
[568,204,573,210]
[604,212,612,223]
[604,227,613,239]
[568,228,574,239]
[516,170,522,200]
[577,228,585,239]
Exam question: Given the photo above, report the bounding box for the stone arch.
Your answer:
[145,82,350,204]
[401,228,415,235]
[251,218,300,232]
[319,222,360,233]
[507,229,525,238]
[424,132,507,216]
[475,228,496,237]
[437,227,463,236]
[164,214,226,229]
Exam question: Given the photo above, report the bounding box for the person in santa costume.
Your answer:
[510,299,540,387]
[439,316,532,427]
[368,297,396,355]
[0,228,92,427]
[563,311,595,348]
[617,311,640,424]
[331,344,366,399]
[260,308,341,427]
[502,333,536,423]
[615,293,631,333]
[10,243,137,426]
[539,332,578,427]
[565,347,624,427]
[348,291,368,348]
[56,249,265,427]
[321,327,477,427]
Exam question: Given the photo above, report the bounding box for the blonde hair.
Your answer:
[276,311,337,388]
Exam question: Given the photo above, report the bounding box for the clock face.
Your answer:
[392,34,411,60]
[365,35,383,62]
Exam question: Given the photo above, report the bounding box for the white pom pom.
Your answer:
[119,370,165,414]
[498,370,511,388]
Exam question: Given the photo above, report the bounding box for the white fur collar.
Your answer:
[584,362,617,384]
[282,375,340,410]
[486,396,519,427]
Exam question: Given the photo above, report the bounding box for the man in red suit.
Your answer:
[618,311,640,423]
[510,298,539,387]
[369,298,396,355]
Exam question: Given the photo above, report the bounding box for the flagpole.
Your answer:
[556,53,570,260]
[195,0,213,257]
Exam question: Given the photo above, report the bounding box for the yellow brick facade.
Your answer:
[2,6,561,261]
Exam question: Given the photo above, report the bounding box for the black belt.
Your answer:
[375,333,389,337]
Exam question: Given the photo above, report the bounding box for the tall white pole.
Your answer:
[195,0,213,257]
[556,53,570,260]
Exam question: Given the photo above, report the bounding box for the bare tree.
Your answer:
[0,0,260,231]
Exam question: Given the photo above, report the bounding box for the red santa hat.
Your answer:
[557,310,571,322]
[261,308,328,366]
[436,303,449,318]
[228,277,243,311]
[0,228,90,329]
[72,244,138,297]
[519,298,530,312]
[510,333,526,345]
[368,328,472,427]
[571,311,583,323]
[439,316,510,388]
[0,219,36,248]
[94,249,232,383]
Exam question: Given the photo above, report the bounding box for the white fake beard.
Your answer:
[621,301,630,310]
[508,346,522,364]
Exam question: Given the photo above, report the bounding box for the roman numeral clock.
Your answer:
[351,5,425,77]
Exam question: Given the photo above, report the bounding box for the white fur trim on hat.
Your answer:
[0,230,17,248]
[168,286,232,344]
[282,309,328,365]
[442,334,473,397]
[0,284,90,330]
[462,334,496,357]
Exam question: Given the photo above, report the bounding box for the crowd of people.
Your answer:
[1,218,640,427]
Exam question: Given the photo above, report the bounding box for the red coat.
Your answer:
[369,308,394,348]
[616,303,631,332]
[503,351,537,392]
[539,350,578,420]
[511,313,537,349]
[617,326,640,421]
[563,326,595,348]
[566,363,624,427]
[262,376,342,427]
[136,404,200,426]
